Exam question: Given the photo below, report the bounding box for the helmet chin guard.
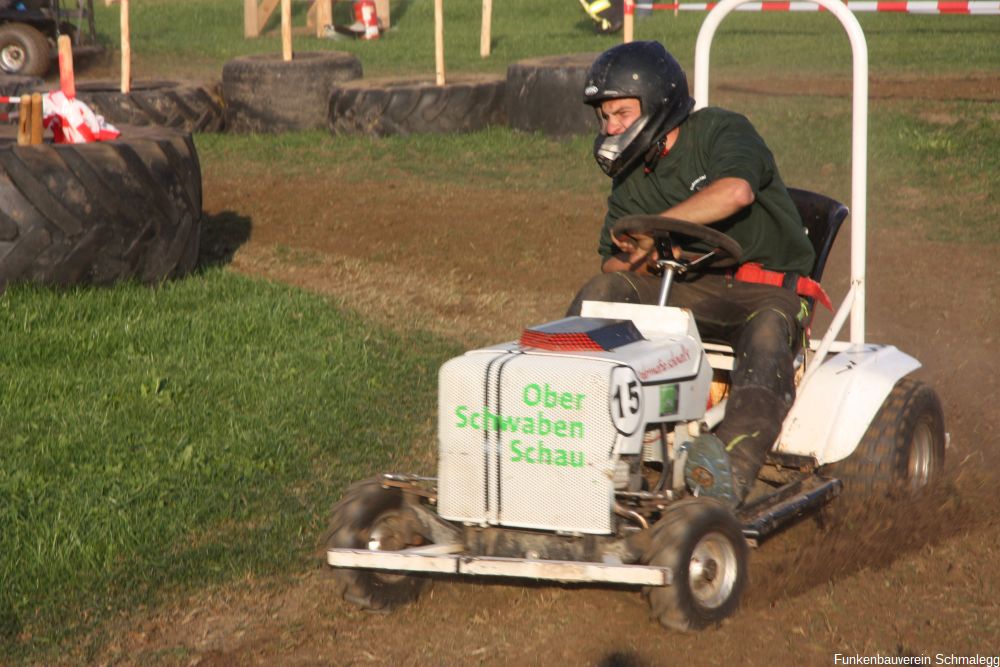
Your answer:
[593,115,649,176]
[583,41,695,178]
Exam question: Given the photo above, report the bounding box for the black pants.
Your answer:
[567,271,806,479]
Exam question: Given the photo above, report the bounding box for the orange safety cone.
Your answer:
[354,0,380,40]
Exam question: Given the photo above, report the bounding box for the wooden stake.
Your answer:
[30,93,43,145]
[623,0,634,43]
[120,0,131,93]
[480,0,492,58]
[315,0,332,37]
[374,0,390,29]
[244,0,259,38]
[434,0,444,85]
[58,35,75,98]
[281,0,292,62]
[17,96,32,146]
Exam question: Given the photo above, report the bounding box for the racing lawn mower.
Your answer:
[324,0,947,631]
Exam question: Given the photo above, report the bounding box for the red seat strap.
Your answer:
[734,262,833,311]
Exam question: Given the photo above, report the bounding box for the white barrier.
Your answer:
[631,0,1000,12]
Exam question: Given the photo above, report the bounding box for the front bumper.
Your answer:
[327,543,671,586]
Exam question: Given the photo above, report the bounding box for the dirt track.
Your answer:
[82,76,1000,666]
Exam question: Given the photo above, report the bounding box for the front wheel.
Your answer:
[823,378,946,499]
[643,498,749,632]
[324,478,434,611]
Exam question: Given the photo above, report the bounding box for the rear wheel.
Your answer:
[0,23,50,77]
[324,479,433,611]
[823,378,945,498]
[643,498,748,631]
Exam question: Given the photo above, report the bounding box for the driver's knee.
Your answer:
[566,272,654,316]
[731,307,799,401]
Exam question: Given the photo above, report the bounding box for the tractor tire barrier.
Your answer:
[505,53,600,138]
[327,74,506,137]
[0,124,203,292]
[75,80,226,134]
[222,51,363,133]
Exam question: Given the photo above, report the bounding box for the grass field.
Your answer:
[85,0,1000,79]
[0,273,458,657]
[2,0,998,661]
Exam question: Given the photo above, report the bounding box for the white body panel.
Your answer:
[777,344,920,464]
[436,306,711,535]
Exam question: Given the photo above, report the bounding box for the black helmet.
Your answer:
[583,41,695,177]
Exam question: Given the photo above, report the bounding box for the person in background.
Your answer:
[578,0,624,34]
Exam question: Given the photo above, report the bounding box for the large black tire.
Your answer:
[506,53,600,138]
[643,498,748,632]
[223,51,363,133]
[0,23,50,77]
[0,124,203,291]
[823,378,946,498]
[324,478,434,611]
[327,74,506,137]
[75,80,226,134]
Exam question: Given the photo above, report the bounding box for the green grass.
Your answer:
[0,271,459,659]
[86,0,1000,80]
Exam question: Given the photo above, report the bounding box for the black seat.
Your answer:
[787,188,849,282]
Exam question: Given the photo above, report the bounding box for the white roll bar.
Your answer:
[693,1,868,345]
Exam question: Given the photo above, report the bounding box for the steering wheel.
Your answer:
[610,215,743,271]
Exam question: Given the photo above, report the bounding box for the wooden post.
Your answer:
[244,0,259,37]
[17,96,31,146]
[480,0,492,58]
[623,0,634,43]
[30,93,43,145]
[434,0,444,85]
[120,0,131,93]
[281,0,292,61]
[374,0,390,28]
[315,0,332,37]
[58,35,75,99]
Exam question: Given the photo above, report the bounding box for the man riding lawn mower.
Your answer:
[568,40,826,510]
[324,6,947,632]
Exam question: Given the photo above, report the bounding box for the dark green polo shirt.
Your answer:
[598,107,815,274]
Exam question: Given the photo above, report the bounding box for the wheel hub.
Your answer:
[1,45,25,72]
[688,531,738,609]
[908,420,935,491]
[364,510,425,583]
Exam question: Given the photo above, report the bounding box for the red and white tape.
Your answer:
[0,91,119,143]
[631,1,1000,12]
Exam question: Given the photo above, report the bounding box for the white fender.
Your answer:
[777,344,920,464]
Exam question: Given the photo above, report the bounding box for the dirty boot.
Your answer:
[683,433,749,509]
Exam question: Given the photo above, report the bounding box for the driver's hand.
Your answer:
[614,231,660,273]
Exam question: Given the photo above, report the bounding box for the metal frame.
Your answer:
[328,546,672,586]
[693,0,870,364]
